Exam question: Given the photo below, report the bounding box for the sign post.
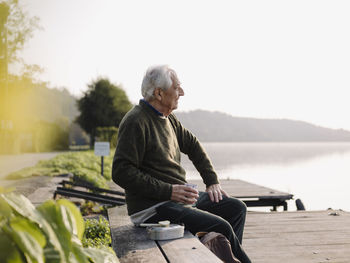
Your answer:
[94,142,110,177]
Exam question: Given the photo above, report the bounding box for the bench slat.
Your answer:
[111,224,167,263]
[108,206,166,263]
[108,206,222,263]
[157,232,222,263]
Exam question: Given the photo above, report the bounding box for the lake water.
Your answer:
[181,142,350,212]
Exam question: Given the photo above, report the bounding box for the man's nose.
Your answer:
[179,87,185,96]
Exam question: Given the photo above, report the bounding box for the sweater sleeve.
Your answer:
[169,114,219,187]
[112,116,172,200]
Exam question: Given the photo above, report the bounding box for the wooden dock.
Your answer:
[109,180,350,262]
[109,206,350,263]
[109,178,294,211]
[188,179,293,211]
[243,210,350,262]
[23,175,350,262]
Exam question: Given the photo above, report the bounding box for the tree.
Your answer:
[76,77,133,147]
[0,0,41,71]
[1,0,42,154]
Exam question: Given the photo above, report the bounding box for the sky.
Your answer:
[19,0,350,130]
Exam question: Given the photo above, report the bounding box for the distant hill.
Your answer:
[175,110,350,142]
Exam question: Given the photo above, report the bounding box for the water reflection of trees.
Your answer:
[181,142,350,171]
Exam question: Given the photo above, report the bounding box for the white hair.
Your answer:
[141,65,178,100]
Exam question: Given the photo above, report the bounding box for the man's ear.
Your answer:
[154,88,162,101]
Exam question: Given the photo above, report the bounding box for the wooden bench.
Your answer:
[108,205,222,263]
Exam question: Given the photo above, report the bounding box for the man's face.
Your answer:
[159,75,184,113]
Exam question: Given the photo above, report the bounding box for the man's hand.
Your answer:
[206,184,229,203]
[171,184,199,204]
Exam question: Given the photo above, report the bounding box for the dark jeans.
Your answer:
[145,192,251,263]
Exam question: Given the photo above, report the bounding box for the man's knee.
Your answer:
[226,197,247,216]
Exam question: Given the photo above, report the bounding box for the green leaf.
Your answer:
[59,204,76,235]
[43,247,61,263]
[10,218,46,248]
[36,200,58,224]
[69,243,90,263]
[37,200,70,263]
[0,231,24,263]
[0,195,12,218]
[1,194,66,262]
[84,247,120,263]
[1,193,39,222]
[57,199,84,240]
[3,224,44,263]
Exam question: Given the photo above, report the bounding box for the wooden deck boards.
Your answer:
[243,210,350,263]
[109,181,349,262]
[110,178,292,199]
[189,179,293,210]
[108,206,167,263]
[187,179,292,199]
[108,206,221,263]
[109,206,350,263]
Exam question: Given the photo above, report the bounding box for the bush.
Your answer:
[0,192,119,263]
[80,201,106,216]
[82,216,112,249]
[6,151,113,189]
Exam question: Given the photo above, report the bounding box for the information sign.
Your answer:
[94,142,110,156]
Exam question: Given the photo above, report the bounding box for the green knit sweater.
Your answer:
[112,100,219,215]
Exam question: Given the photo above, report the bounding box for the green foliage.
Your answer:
[0,193,119,263]
[0,0,41,66]
[96,127,118,148]
[76,78,132,146]
[33,119,69,152]
[0,75,76,154]
[82,216,111,249]
[80,201,106,216]
[5,151,113,189]
[70,122,90,146]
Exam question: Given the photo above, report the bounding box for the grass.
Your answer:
[6,150,114,188]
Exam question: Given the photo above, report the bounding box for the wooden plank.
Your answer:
[108,206,166,263]
[188,179,293,199]
[157,231,222,263]
[109,179,293,211]
[111,225,166,263]
[108,206,222,262]
[108,205,132,228]
[110,179,293,199]
[243,210,350,262]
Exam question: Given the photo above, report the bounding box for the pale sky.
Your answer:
[20,0,350,130]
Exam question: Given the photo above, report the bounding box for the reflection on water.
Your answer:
[182,143,350,211]
[182,142,350,171]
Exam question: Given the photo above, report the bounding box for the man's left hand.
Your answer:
[206,184,229,203]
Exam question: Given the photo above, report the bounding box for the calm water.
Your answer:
[182,142,350,212]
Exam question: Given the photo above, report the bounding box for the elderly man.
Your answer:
[112,65,251,263]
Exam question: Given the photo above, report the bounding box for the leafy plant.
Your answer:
[82,216,112,249]
[0,192,119,263]
[80,201,106,216]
